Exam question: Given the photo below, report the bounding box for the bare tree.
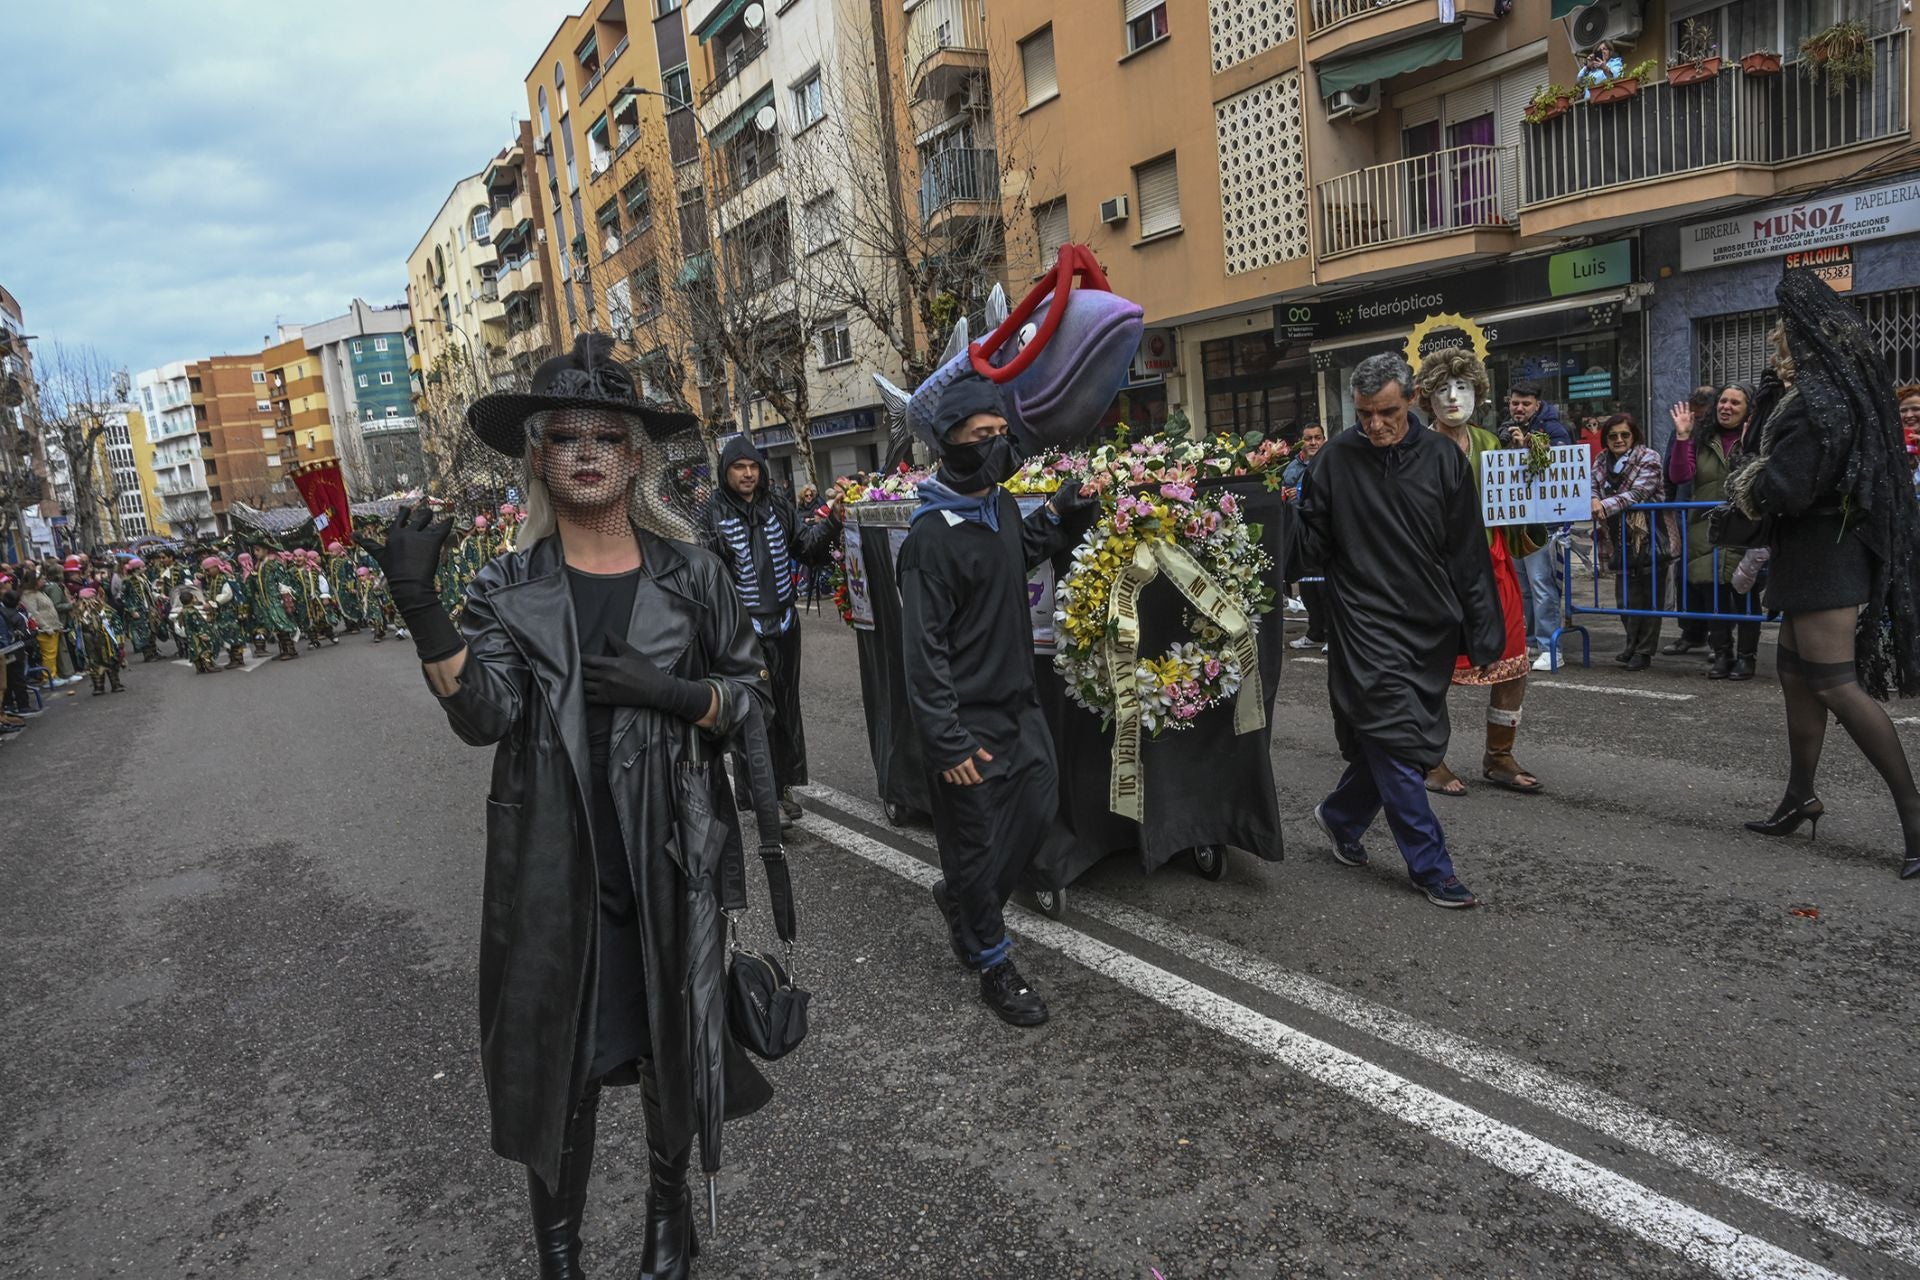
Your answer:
[24,341,119,550]
[412,344,526,512]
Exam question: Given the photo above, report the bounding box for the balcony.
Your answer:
[918,146,1000,227]
[1316,144,1518,280]
[907,0,988,103]
[701,29,767,106]
[506,324,548,362]
[1306,0,1501,59]
[1522,29,1909,238]
[499,254,544,301]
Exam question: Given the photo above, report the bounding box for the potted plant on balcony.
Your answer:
[1666,18,1722,86]
[1523,83,1577,124]
[1800,20,1873,94]
[1589,58,1657,105]
[1740,49,1784,76]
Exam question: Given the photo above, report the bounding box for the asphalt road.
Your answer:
[2,605,1918,1279]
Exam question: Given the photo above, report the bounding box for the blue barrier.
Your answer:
[1545,499,1771,671]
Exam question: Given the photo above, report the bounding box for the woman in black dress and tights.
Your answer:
[1727,274,1920,879]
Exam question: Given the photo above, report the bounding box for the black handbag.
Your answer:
[1707,501,1770,548]
[726,919,809,1060]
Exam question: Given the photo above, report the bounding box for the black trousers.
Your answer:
[926,732,1056,968]
[1692,578,1760,657]
[763,622,807,790]
[1300,581,1328,643]
[1615,564,1665,658]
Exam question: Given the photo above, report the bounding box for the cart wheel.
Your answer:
[883,800,913,826]
[1191,844,1229,881]
[1033,886,1067,919]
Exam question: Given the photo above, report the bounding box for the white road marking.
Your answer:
[804,781,1920,1269]
[1290,656,1327,665]
[1531,679,1695,702]
[796,807,1848,1280]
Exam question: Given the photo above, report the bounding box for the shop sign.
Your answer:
[1289,238,1635,344]
[1785,244,1853,293]
[1480,446,1593,529]
[753,406,877,449]
[1132,329,1179,378]
[1681,179,1920,271]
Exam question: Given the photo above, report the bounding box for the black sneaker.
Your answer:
[1424,877,1478,909]
[979,960,1049,1027]
[929,879,969,967]
[1312,802,1369,867]
[779,787,804,823]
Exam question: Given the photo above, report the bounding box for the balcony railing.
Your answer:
[907,0,988,82]
[1317,144,1518,257]
[1524,29,1908,208]
[1309,0,1419,33]
[918,147,999,224]
[700,30,768,105]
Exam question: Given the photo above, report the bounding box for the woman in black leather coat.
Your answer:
[360,334,776,1279]
[1726,275,1920,879]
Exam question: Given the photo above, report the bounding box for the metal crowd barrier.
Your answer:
[1546,499,1771,670]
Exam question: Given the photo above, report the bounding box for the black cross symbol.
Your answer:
[1552,503,1568,516]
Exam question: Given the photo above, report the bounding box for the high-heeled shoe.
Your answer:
[1902,833,1919,880]
[1745,794,1824,839]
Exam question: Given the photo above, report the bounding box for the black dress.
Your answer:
[567,566,653,1079]
[1730,385,1874,613]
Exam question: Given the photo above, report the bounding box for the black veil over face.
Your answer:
[1775,270,1920,696]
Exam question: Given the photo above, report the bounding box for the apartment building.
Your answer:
[124,408,169,536]
[100,407,147,539]
[302,299,420,498]
[485,121,563,383]
[262,330,334,489]
[185,354,282,529]
[987,0,1918,441]
[0,281,45,559]
[133,361,217,538]
[408,169,508,390]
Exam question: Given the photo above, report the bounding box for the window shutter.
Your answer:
[1122,0,1159,20]
[1443,80,1496,129]
[1021,28,1057,104]
[1135,154,1180,237]
[1401,96,1440,128]
[1037,199,1069,261]
[1496,64,1546,158]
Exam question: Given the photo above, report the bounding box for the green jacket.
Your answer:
[1683,429,1742,585]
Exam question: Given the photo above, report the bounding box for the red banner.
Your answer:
[290,457,354,548]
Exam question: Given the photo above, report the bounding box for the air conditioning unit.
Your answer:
[1099,194,1130,225]
[1569,0,1645,55]
[536,227,548,243]
[1326,81,1381,121]
[614,322,633,343]
[962,77,990,111]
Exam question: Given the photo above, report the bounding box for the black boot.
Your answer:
[1729,653,1756,682]
[1707,647,1733,680]
[639,1063,699,1280]
[528,1083,600,1280]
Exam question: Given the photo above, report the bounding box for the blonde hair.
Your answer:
[511,408,697,549]
[1768,320,1796,384]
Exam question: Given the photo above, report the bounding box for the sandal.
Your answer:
[1482,754,1543,794]
[1424,764,1468,797]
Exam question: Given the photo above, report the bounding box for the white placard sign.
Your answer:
[1480,446,1592,528]
[842,525,874,629]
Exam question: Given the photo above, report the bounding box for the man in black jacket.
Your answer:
[700,435,840,821]
[898,371,1096,1024]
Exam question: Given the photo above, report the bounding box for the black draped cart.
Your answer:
[843,482,1291,915]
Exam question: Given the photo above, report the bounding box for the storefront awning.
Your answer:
[711,85,774,143]
[694,0,752,44]
[1317,25,1463,98]
[1550,0,1586,18]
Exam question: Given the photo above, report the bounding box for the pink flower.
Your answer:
[1114,509,1131,533]
[1220,493,1239,515]
[1205,658,1222,679]
[1161,482,1194,503]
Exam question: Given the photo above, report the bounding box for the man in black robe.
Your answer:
[701,434,841,822]
[1300,352,1504,908]
[898,372,1095,1024]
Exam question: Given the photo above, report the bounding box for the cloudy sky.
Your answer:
[3,1,571,376]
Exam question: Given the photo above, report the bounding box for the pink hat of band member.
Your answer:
[78,587,97,598]
[473,513,489,529]
[355,566,371,578]
[62,555,82,572]
[326,541,344,553]
[127,558,144,569]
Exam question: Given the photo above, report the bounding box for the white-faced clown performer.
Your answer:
[1415,347,1543,797]
[896,369,1099,1029]
[358,333,787,1280]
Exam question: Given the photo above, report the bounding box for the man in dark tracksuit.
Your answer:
[701,435,840,822]
[897,372,1096,1026]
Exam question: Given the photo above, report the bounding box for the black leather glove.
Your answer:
[1048,480,1101,523]
[355,506,461,662]
[761,852,796,944]
[580,637,714,722]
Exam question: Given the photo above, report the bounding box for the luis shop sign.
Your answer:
[1681,179,1920,271]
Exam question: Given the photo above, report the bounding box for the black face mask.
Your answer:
[939,434,1020,492]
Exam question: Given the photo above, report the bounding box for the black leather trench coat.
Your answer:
[431,527,771,1193]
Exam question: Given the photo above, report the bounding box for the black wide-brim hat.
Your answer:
[466,332,699,458]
